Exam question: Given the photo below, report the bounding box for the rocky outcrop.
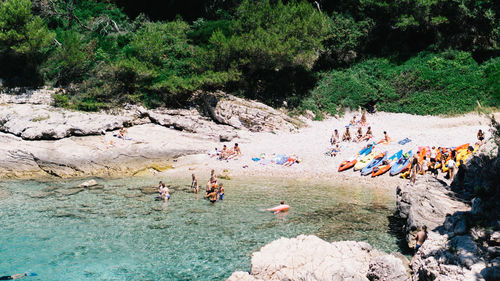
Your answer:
[0,87,55,105]
[195,91,302,133]
[396,176,499,281]
[227,235,409,281]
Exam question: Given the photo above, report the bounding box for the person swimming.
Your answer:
[265,201,290,214]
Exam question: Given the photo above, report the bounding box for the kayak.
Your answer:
[390,150,413,176]
[353,151,377,171]
[361,151,388,176]
[338,143,376,172]
[372,150,403,177]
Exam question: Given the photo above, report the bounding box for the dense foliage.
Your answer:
[0,0,498,113]
[306,51,500,116]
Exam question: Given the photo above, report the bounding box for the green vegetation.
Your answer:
[306,51,500,116]
[0,0,498,114]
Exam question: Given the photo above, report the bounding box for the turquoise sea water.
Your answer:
[0,176,398,280]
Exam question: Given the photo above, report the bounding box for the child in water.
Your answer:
[218,183,224,200]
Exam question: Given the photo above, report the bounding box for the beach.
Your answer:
[164,111,495,187]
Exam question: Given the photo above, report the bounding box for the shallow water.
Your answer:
[0,176,398,280]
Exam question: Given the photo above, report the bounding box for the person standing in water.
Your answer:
[191,174,199,194]
[218,183,224,200]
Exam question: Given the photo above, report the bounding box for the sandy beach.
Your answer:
[164,111,496,187]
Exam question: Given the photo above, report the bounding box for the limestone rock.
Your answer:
[0,104,132,140]
[366,254,409,281]
[148,108,238,141]
[229,235,408,281]
[79,179,98,188]
[226,272,261,281]
[195,91,303,133]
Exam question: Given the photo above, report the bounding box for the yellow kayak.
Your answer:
[353,151,377,171]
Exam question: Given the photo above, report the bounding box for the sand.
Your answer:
[162,111,495,187]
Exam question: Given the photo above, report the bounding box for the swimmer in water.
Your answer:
[265,201,289,214]
[0,273,36,280]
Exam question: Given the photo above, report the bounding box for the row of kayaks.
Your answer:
[338,142,476,177]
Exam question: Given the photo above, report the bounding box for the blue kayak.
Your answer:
[390,150,413,176]
[361,151,388,176]
[359,142,377,156]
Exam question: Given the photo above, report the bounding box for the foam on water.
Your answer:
[0,176,398,280]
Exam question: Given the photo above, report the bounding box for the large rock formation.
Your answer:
[396,176,499,281]
[195,91,302,133]
[227,235,409,281]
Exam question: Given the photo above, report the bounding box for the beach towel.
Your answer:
[252,157,261,162]
[275,155,288,165]
[398,138,412,145]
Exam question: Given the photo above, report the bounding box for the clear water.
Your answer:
[0,176,398,280]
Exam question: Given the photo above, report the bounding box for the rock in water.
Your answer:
[79,179,98,188]
[227,235,409,281]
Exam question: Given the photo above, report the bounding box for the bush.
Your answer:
[305,51,500,115]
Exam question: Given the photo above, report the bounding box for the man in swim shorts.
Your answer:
[414,225,428,254]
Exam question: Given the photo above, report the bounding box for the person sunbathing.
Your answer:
[218,145,228,160]
[342,127,352,142]
[227,143,241,159]
[284,155,298,166]
[360,126,373,141]
[349,116,358,126]
[354,127,363,142]
[118,127,128,139]
[377,131,392,144]
[330,129,339,145]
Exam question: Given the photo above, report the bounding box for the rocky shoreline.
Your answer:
[0,89,301,179]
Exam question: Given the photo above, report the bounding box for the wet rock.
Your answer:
[79,179,98,188]
[55,188,84,196]
[148,224,171,230]
[104,190,117,195]
[41,186,59,192]
[0,188,10,199]
[123,192,143,198]
[490,232,500,245]
[53,211,83,218]
[28,191,53,198]
[218,169,232,180]
[227,272,261,281]
[140,186,157,195]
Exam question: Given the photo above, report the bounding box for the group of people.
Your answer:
[204,170,225,204]
[408,145,474,186]
[157,181,170,201]
[210,143,242,160]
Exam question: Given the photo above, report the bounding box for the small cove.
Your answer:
[0,176,399,280]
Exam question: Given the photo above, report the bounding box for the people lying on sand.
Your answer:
[227,143,242,159]
[342,127,351,142]
[354,127,363,142]
[191,174,199,194]
[218,145,228,160]
[360,112,367,126]
[218,183,224,200]
[284,155,298,166]
[330,129,340,145]
[476,129,485,146]
[209,147,220,158]
[328,144,341,157]
[377,131,392,144]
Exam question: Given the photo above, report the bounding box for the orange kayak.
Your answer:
[338,159,357,172]
[372,164,390,177]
